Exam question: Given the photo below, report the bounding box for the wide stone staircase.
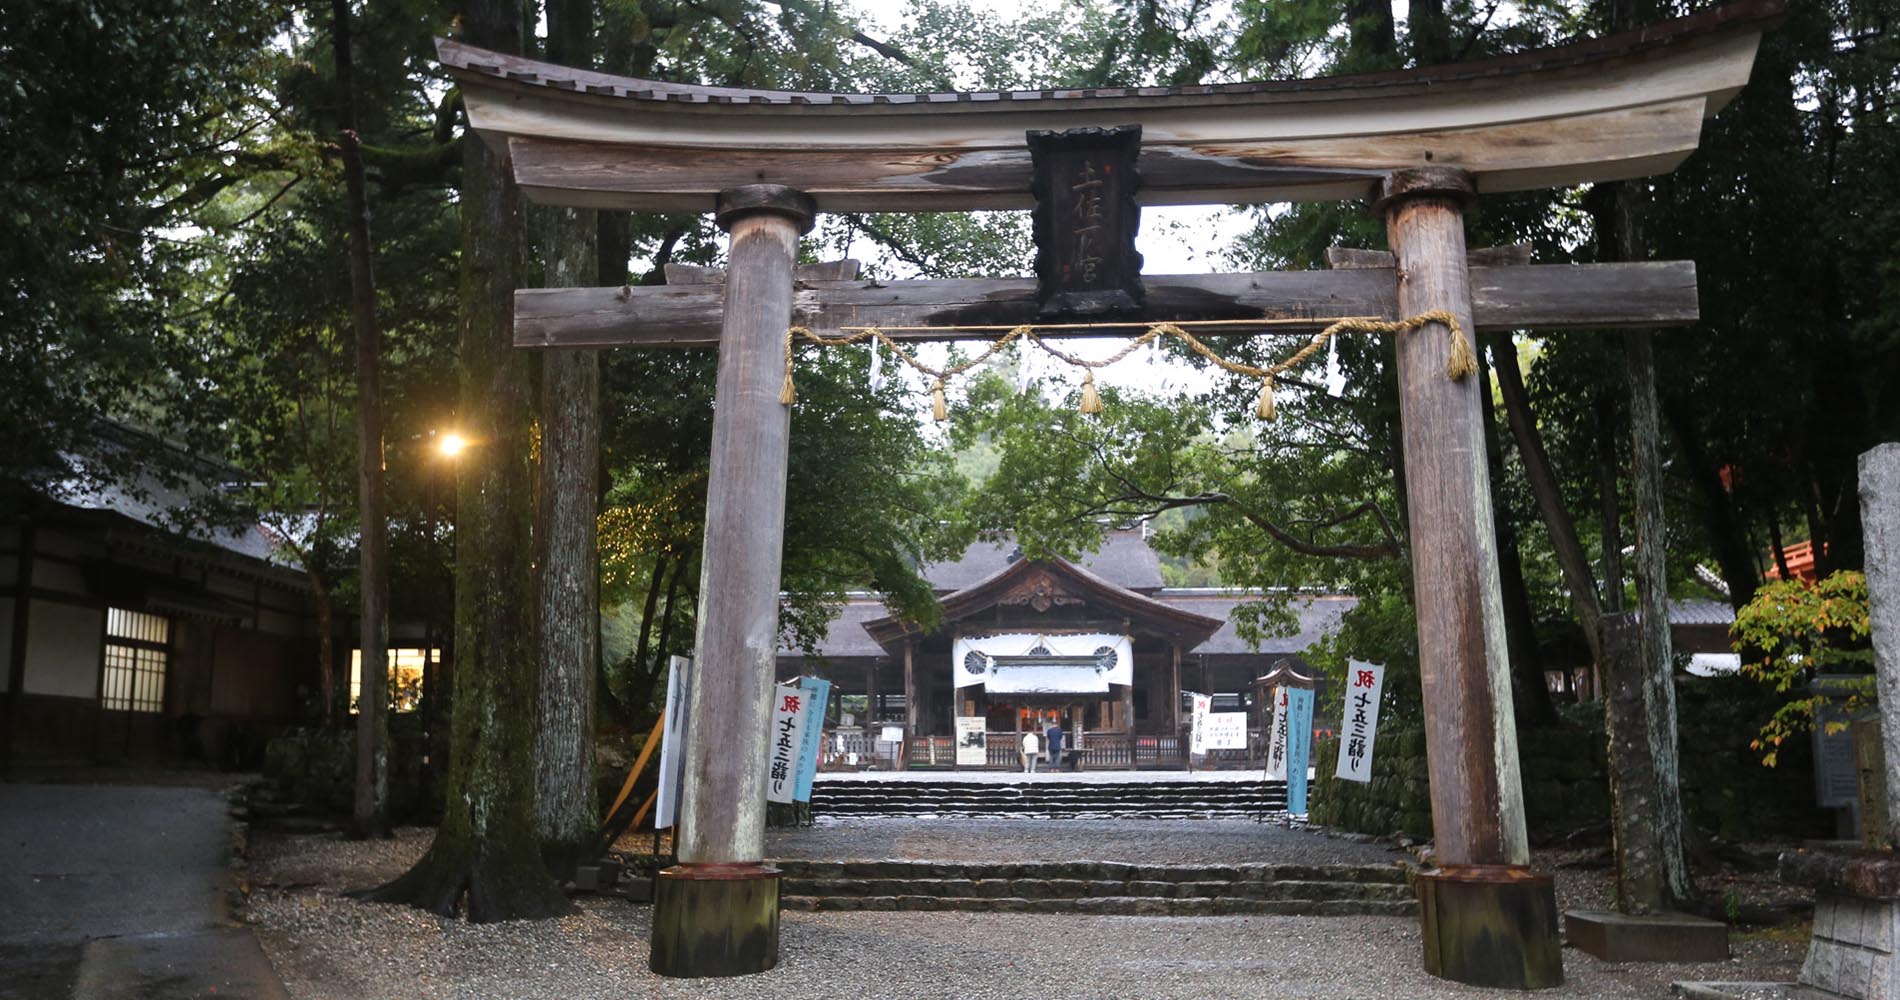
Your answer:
[776,859,1417,916]
[809,777,1285,820]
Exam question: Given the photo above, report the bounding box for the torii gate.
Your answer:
[440,0,1774,986]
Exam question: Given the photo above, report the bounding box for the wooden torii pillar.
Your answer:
[438,1,1776,984]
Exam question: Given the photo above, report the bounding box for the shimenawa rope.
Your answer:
[780,310,1474,421]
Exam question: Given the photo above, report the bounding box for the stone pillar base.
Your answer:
[649,863,780,978]
[1801,891,1900,998]
[1565,908,1728,963]
[1417,865,1564,990]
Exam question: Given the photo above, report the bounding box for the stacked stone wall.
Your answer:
[1307,676,1833,842]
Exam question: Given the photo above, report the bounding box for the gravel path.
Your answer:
[767,816,1410,866]
[245,827,1809,999]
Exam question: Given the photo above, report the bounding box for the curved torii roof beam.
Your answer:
[440,0,1779,213]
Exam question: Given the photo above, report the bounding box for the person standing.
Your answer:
[1020,728,1040,772]
[1045,716,1065,772]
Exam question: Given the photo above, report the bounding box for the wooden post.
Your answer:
[902,640,917,753]
[1379,166,1560,990]
[651,184,813,979]
[1169,643,1182,736]
[3,520,33,775]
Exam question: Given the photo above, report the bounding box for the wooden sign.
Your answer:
[1028,125,1144,318]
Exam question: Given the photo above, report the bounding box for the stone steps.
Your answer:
[781,895,1419,916]
[772,860,1416,917]
[811,779,1285,820]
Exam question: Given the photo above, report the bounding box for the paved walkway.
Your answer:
[0,780,290,1000]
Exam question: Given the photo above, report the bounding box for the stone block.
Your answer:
[1804,938,1840,995]
[1564,909,1729,964]
[1840,946,1876,999]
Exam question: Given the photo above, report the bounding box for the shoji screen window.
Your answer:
[102,608,169,713]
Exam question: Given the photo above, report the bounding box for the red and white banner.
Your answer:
[767,681,811,804]
[1334,660,1386,783]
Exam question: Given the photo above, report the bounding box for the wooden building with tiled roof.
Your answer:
[775,529,1354,768]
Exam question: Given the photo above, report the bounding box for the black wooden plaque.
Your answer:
[1028,125,1144,319]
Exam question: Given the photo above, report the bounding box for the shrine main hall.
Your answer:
[775,529,1351,767]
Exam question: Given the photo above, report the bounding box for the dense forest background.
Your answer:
[3,0,1896,735]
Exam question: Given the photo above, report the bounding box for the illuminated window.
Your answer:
[102,608,169,713]
[349,647,438,714]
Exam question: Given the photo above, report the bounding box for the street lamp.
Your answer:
[436,430,467,459]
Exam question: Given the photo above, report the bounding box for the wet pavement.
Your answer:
[0,780,289,1000]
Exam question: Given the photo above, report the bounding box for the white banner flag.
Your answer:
[1188,693,1212,755]
[767,681,812,804]
[1264,688,1291,780]
[656,656,691,829]
[1334,660,1387,783]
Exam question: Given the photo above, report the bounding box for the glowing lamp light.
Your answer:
[437,432,468,458]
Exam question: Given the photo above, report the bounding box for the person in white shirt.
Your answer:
[1020,729,1040,772]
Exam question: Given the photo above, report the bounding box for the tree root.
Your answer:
[347,840,575,922]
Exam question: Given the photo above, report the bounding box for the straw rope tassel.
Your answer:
[1430,310,1479,381]
[931,379,948,422]
[1256,377,1276,421]
[779,329,798,405]
[1079,370,1103,416]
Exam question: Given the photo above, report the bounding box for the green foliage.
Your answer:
[0,0,291,489]
[1733,571,1873,766]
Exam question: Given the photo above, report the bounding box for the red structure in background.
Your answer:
[1765,540,1826,583]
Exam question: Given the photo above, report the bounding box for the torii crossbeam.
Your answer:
[439,0,1778,986]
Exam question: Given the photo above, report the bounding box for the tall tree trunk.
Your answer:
[357,0,571,922]
[311,569,336,727]
[1596,389,1624,614]
[1343,0,1396,71]
[1661,393,1760,609]
[1615,317,1693,911]
[1602,87,1692,907]
[1489,334,1605,660]
[334,0,388,839]
[1479,342,1557,724]
[533,0,601,880]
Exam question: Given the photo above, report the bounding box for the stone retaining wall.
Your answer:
[1307,676,1832,842]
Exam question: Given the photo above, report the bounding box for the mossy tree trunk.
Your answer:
[355,0,570,922]
[532,0,601,880]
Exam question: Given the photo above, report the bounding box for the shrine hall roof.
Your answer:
[922,531,1164,594]
[785,533,1355,662]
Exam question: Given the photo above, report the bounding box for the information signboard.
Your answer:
[955,716,988,767]
[1202,711,1249,751]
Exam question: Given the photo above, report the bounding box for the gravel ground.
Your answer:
[244,827,1810,999]
[766,816,1411,866]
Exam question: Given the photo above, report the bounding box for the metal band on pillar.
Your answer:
[1377,166,1561,991]
[651,184,814,979]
